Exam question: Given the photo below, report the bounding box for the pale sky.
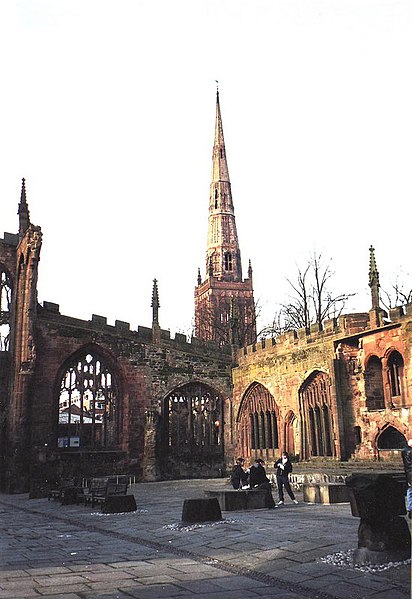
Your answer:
[1,0,411,337]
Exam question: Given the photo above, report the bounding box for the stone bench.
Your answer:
[205,489,268,511]
[303,482,350,504]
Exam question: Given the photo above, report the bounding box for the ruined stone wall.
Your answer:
[232,327,341,462]
[232,310,412,464]
[23,302,232,491]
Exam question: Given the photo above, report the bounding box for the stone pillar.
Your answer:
[142,409,160,481]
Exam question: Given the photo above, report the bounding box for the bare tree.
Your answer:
[259,253,354,339]
[381,274,412,312]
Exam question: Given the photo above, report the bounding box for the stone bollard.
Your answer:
[182,497,222,523]
[345,472,410,565]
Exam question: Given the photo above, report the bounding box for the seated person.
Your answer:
[230,457,249,489]
[249,458,276,508]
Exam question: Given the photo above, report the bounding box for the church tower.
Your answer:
[194,90,256,347]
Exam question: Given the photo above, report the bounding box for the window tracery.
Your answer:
[58,351,118,449]
[0,267,12,351]
[300,371,334,457]
[165,383,222,451]
[238,383,279,458]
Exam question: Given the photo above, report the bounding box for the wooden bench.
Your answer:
[83,477,129,508]
[48,478,77,503]
[205,489,268,511]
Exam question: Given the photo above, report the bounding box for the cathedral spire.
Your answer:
[18,178,30,239]
[194,90,256,347]
[206,89,242,282]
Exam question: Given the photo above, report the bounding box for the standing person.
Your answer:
[249,458,276,508]
[275,451,298,506]
[230,457,249,490]
[401,438,412,519]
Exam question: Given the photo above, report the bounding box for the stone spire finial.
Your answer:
[197,268,202,286]
[368,245,380,310]
[18,177,30,238]
[151,278,160,326]
[248,259,253,280]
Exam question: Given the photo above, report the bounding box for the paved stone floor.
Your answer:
[0,479,410,599]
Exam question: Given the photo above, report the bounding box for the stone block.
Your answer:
[303,483,350,504]
[102,495,137,513]
[204,489,268,510]
[345,473,406,519]
[181,497,222,522]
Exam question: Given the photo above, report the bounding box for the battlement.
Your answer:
[39,301,231,359]
[239,306,412,362]
[0,232,19,246]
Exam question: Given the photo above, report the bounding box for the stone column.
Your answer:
[142,409,160,482]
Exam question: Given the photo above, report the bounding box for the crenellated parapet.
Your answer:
[38,300,232,359]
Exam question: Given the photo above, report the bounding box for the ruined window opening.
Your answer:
[238,383,279,458]
[0,267,12,351]
[300,371,334,458]
[364,355,385,410]
[220,148,223,159]
[165,383,222,451]
[354,426,361,446]
[387,351,403,398]
[58,351,118,449]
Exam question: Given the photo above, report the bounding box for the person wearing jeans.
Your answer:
[275,451,298,505]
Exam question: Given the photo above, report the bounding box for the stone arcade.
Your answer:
[1,91,411,493]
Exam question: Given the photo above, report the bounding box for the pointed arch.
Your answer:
[386,350,406,405]
[364,354,384,410]
[237,382,279,460]
[299,370,334,459]
[0,264,12,351]
[162,381,223,464]
[377,425,406,450]
[56,345,121,449]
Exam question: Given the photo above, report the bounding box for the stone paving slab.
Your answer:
[0,478,410,599]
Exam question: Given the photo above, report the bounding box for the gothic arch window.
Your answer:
[58,350,119,449]
[377,426,406,450]
[224,251,233,271]
[237,383,279,459]
[0,266,12,351]
[387,350,404,402]
[300,371,334,458]
[364,355,385,410]
[164,382,222,452]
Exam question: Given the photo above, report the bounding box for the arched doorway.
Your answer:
[162,382,224,478]
[237,383,279,461]
[377,426,406,450]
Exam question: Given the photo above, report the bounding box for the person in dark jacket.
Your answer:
[401,438,412,518]
[249,458,276,508]
[275,451,298,505]
[230,457,249,490]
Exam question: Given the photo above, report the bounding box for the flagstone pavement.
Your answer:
[0,479,410,599]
